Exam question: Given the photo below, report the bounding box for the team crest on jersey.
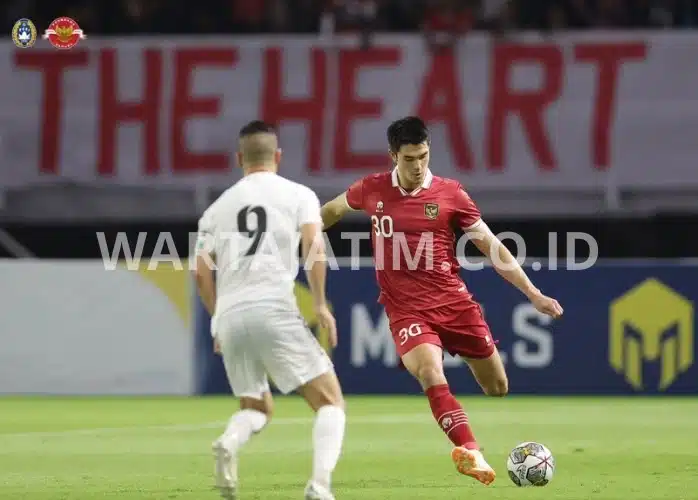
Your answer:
[376,201,384,212]
[424,203,439,220]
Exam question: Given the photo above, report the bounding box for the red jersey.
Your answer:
[346,168,482,312]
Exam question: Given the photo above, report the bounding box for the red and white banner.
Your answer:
[2,33,697,196]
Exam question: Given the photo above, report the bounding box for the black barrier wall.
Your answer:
[1,214,696,259]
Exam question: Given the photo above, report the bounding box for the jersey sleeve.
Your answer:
[195,209,216,254]
[345,177,365,210]
[298,188,323,227]
[453,184,483,230]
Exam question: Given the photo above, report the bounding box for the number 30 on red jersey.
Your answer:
[371,215,394,237]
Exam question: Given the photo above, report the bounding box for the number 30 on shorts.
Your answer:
[398,323,423,346]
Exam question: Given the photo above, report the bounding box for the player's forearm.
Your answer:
[301,222,329,305]
[305,262,328,306]
[302,242,328,305]
[491,245,541,300]
[195,268,216,315]
[198,286,216,316]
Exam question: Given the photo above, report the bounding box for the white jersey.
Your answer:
[196,171,322,317]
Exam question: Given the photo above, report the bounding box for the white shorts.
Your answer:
[214,305,334,398]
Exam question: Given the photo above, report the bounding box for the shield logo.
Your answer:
[424,203,439,220]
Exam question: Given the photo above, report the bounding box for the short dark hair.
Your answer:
[239,120,276,138]
[387,116,429,153]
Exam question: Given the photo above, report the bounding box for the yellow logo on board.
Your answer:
[609,278,693,391]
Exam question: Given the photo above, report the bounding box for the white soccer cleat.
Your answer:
[304,480,336,500]
[451,447,496,486]
[212,439,238,499]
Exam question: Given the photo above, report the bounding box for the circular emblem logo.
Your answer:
[42,17,86,49]
[11,18,37,49]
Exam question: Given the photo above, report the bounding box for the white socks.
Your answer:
[217,405,345,491]
[311,405,346,490]
[219,409,268,452]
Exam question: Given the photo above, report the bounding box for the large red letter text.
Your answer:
[14,51,89,174]
[488,44,563,171]
[262,47,326,172]
[172,48,237,173]
[335,48,400,170]
[99,48,162,176]
[575,43,647,170]
[416,52,473,170]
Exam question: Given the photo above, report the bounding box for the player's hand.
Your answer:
[314,303,338,348]
[531,294,564,319]
[213,339,222,355]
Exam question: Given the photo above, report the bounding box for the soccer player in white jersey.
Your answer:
[194,121,346,500]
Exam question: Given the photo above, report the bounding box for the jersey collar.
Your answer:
[391,168,433,196]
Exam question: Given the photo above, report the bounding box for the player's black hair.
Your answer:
[387,116,429,153]
[239,120,276,138]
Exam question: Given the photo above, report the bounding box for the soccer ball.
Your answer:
[506,442,555,487]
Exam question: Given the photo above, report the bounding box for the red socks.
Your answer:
[425,384,478,450]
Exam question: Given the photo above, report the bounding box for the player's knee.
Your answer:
[299,371,345,412]
[415,364,447,389]
[317,392,345,411]
[240,393,274,420]
[309,384,345,410]
[483,378,508,397]
[325,384,346,410]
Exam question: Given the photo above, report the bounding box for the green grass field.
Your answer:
[1,396,697,499]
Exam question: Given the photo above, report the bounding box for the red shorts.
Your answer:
[386,301,496,363]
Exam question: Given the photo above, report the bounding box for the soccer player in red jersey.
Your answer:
[321,116,563,485]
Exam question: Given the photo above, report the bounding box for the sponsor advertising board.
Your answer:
[195,262,698,395]
[0,261,193,395]
[2,260,695,395]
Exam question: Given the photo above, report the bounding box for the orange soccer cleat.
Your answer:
[451,447,496,486]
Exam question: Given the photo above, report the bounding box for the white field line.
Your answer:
[0,414,429,439]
